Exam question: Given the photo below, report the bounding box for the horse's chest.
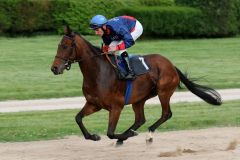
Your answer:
[83,87,101,104]
[85,93,99,103]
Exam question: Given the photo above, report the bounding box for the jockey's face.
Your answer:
[95,25,106,37]
[95,28,104,36]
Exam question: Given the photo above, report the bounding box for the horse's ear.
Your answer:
[64,25,72,35]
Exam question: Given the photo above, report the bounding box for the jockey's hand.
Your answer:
[108,46,117,52]
[102,45,109,53]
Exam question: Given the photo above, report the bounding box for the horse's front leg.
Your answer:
[107,107,137,141]
[75,102,101,141]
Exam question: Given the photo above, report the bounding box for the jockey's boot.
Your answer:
[122,51,136,80]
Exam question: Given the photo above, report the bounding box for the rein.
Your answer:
[55,43,117,70]
[55,51,106,70]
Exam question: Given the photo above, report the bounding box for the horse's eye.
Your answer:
[61,45,68,49]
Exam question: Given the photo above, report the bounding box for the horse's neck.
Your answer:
[75,36,111,84]
[74,35,125,100]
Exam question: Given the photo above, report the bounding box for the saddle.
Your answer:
[108,53,150,80]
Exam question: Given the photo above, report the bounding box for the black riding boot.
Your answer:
[121,51,136,80]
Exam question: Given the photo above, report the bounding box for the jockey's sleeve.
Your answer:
[118,27,135,49]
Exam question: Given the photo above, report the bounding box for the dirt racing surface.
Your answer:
[0,127,239,160]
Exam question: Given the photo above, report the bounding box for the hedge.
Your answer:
[115,6,204,37]
[0,0,124,35]
[138,0,175,6]
[0,0,177,35]
[175,0,239,36]
[234,0,240,32]
[0,0,55,35]
[0,0,65,35]
[53,0,125,35]
[0,0,239,37]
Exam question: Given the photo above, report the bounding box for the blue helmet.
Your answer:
[89,15,107,30]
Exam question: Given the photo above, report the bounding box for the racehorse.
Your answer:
[51,26,222,144]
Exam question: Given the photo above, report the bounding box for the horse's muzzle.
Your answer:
[51,66,63,75]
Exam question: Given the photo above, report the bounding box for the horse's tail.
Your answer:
[175,67,222,105]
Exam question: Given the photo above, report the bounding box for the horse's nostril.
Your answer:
[51,66,58,74]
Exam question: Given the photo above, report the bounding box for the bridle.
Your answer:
[54,35,77,70]
[55,34,117,71]
[55,34,104,70]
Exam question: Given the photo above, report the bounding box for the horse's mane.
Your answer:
[74,32,102,55]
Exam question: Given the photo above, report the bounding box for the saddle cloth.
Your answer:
[110,54,150,80]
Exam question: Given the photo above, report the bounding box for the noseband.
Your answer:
[54,56,72,70]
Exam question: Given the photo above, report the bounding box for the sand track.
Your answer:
[1,89,240,159]
[0,127,239,160]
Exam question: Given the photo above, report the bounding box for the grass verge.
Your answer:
[0,100,239,142]
[0,36,240,100]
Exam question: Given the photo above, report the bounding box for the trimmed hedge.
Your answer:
[53,0,125,35]
[116,0,240,37]
[138,0,175,6]
[0,0,65,35]
[234,0,240,32]
[0,5,11,34]
[0,0,56,35]
[0,0,239,37]
[0,0,124,35]
[175,0,239,36]
[115,6,204,37]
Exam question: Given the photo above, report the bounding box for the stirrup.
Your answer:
[125,72,136,80]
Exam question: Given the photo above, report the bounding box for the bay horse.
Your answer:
[51,26,222,144]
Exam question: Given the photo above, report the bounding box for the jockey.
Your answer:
[89,15,143,80]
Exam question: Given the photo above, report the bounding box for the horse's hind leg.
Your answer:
[148,91,173,132]
[125,100,146,132]
[117,100,146,143]
[147,78,177,142]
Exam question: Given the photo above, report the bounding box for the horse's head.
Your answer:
[51,26,78,75]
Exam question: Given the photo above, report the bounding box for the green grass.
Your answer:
[0,35,240,100]
[0,100,239,142]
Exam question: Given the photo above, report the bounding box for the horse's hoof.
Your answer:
[146,137,153,145]
[91,134,101,141]
[145,131,153,145]
[116,140,124,146]
[130,129,138,137]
